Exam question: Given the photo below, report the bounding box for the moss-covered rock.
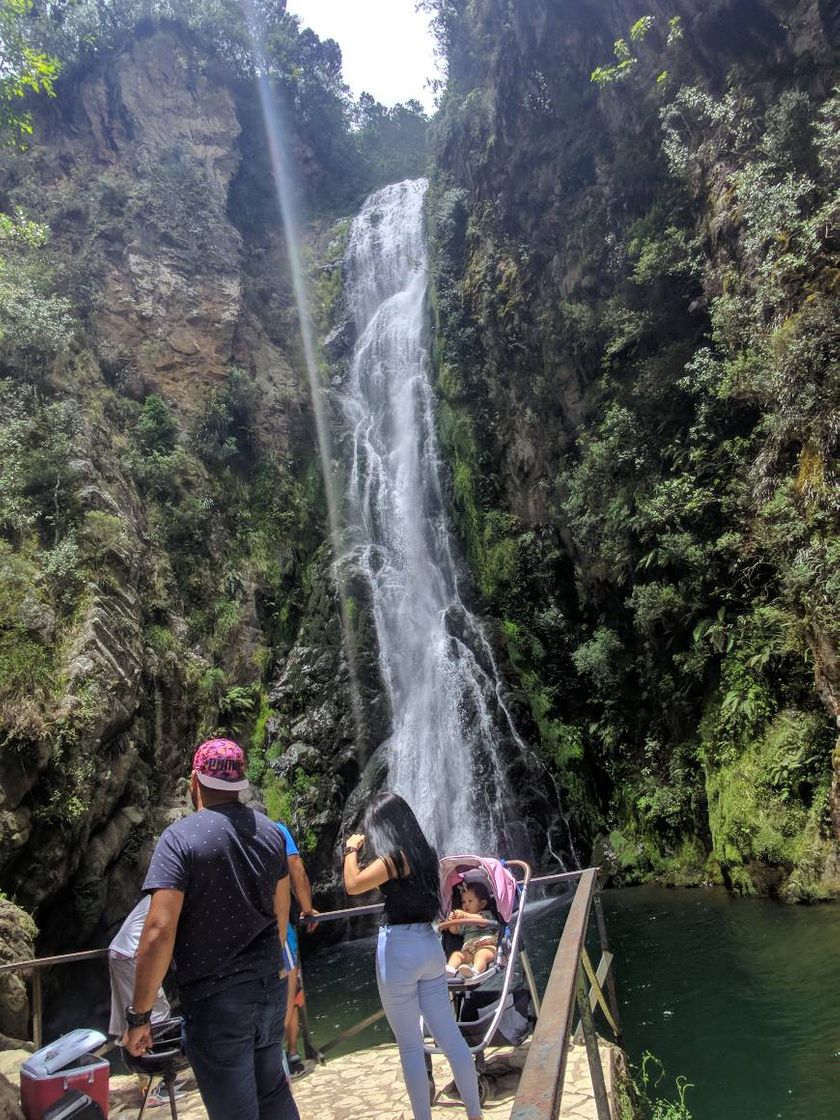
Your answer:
[0,901,36,1042]
[704,709,838,900]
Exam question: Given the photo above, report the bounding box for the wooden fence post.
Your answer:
[575,965,612,1120]
[593,889,622,1042]
[31,970,43,1050]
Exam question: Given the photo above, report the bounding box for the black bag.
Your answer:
[456,986,533,1047]
[43,1090,105,1120]
[121,1016,188,1078]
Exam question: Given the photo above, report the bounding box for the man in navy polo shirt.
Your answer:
[123,739,300,1120]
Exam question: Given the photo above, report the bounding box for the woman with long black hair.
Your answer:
[344,792,483,1120]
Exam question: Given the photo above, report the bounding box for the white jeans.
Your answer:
[376,923,481,1119]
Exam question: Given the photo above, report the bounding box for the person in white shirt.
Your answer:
[108,895,171,1038]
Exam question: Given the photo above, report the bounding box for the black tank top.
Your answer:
[381,872,441,925]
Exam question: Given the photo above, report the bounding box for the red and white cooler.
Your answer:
[20,1029,109,1120]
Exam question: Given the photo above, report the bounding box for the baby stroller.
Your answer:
[423,856,537,1106]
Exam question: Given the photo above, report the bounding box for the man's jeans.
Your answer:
[182,975,300,1120]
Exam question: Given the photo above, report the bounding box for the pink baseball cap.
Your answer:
[192,739,249,791]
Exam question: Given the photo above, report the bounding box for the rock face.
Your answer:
[34,28,301,417]
[0,405,161,945]
[264,552,390,897]
[82,33,242,400]
[426,0,840,898]
[0,25,318,951]
[0,902,36,1042]
[0,1074,24,1120]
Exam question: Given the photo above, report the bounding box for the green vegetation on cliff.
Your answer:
[0,0,430,933]
[425,0,839,898]
[0,0,57,138]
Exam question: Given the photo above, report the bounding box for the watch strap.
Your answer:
[125,1004,153,1028]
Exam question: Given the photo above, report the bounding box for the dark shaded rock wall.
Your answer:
[426,0,839,897]
[0,26,325,949]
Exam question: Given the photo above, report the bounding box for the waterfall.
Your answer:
[338,178,518,854]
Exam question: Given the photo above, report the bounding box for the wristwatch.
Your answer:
[125,1004,153,1029]
[344,844,361,856]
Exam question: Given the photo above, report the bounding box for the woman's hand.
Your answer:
[346,833,365,851]
[343,844,390,895]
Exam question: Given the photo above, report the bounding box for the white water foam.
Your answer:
[338,179,519,854]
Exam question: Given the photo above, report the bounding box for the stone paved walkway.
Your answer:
[103,1039,621,1119]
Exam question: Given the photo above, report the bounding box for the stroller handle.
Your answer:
[503,859,532,885]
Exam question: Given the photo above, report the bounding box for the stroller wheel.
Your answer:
[477,1074,490,1106]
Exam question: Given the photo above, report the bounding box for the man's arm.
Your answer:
[124,889,183,1055]
[288,854,315,914]
[274,873,291,948]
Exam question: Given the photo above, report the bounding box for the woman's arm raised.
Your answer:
[342,832,393,895]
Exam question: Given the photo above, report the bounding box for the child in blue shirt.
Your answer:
[275,820,317,1078]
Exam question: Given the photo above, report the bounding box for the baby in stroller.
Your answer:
[445,878,500,979]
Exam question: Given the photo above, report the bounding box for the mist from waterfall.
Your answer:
[338,178,516,854]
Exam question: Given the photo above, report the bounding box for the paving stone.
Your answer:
[11,1040,620,1119]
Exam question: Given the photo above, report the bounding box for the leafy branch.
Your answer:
[591,15,683,87]
[0,0,59,139]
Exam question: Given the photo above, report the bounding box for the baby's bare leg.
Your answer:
[472,948,496,974]
[448,950,466,968]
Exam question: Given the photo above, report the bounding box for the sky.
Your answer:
[284,0,441,114]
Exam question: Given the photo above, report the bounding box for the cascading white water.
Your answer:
[339,178,517,854]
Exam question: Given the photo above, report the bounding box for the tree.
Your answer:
[354,94,430,191]
[0,0,58,138]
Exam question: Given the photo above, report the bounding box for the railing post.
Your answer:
[31,969,43,1050]
[593,889,622,1042]
[296,955,324,1063]
[520,949,542,1018]
[575,964,611,1120]
[580,949,619,1037]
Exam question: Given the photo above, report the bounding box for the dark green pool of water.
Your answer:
[301,886,840,1120]
[597,886,840,1120]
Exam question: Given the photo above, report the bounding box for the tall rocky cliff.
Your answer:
[426,0,839,897]
[0,0,837,990]
[0,25,331,949]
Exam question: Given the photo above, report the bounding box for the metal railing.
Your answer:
[510,867,621,1120]
[1,871,623,1114]
[0,948,108,1049]
[301,867,586,928]
[0,868,583,1050]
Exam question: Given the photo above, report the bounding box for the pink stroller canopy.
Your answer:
[439,855,518,922]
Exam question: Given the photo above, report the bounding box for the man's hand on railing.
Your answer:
[301,908,320,933]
